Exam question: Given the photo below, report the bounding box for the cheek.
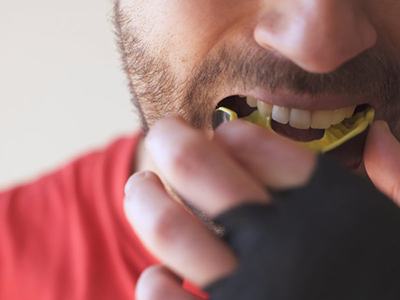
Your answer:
[384,14,400,51]
[367,1,400,53]
[150,0,239,77]
[120,0,248,81]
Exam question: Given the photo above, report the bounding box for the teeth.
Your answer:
[311,110,333,129]
[249,97,357,130]
[272,105,290,124]
[331,109,346,125]
[246,96,258,108]
[344,105,356,118]
[257,100,273,117]
[290,109,311,129]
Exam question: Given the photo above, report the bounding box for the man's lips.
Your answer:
[213,91,374,170]
[271,122,324,142]
[215,87,374,111]
[216,94,367,132]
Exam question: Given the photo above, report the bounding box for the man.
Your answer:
[1,0,400,299]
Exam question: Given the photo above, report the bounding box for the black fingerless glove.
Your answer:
[206,156,400,300]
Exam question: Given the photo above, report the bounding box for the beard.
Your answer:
[113,4,400,140]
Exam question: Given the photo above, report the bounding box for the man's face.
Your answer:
[114,0,400,161]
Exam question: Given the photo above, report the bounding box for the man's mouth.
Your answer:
[213,95,375,169]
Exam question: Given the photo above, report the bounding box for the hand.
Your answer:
[364,121,400,205]
[124,116,316,299]
[124,117,400,300]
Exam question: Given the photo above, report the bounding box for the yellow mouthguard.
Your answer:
[215,106,375,153]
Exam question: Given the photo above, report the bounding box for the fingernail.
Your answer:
[124,171,147,196]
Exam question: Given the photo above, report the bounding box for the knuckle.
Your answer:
[167,134,204,178]
[149,205,184,248]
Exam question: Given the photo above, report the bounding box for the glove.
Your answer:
[206,156,400,300]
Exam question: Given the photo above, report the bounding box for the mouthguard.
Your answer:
[213,106,375,153]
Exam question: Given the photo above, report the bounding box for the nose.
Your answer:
[254,0,377,73]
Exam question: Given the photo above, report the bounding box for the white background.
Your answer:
[0,0,139,188]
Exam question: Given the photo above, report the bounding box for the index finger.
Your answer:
[145,117,269,218]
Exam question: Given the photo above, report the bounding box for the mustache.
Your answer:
[185,43,400,103]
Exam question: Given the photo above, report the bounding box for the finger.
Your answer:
[364,120,400,205]
[136,265,199,300]
[214,120,317,190]
[125,171,237,287]
[145,116,269,218]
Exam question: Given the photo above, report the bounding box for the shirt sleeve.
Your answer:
[0,134,155,300]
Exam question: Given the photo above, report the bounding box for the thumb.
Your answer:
[364,120,400,205]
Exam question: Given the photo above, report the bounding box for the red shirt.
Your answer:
[0,135,157,299]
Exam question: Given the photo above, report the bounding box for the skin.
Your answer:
[115,0,400,299]
[115,0,400,133]
[125,119,400,300]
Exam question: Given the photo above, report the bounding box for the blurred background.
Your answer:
[0,0,139,189]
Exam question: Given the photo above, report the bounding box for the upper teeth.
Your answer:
[246,96,356,130]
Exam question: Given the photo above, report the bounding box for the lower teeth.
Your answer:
[213,106,375,153]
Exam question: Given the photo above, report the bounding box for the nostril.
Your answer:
[358,16,378,50]
[253,4,378,75]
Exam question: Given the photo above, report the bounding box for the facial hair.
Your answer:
[114,4,400,139]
